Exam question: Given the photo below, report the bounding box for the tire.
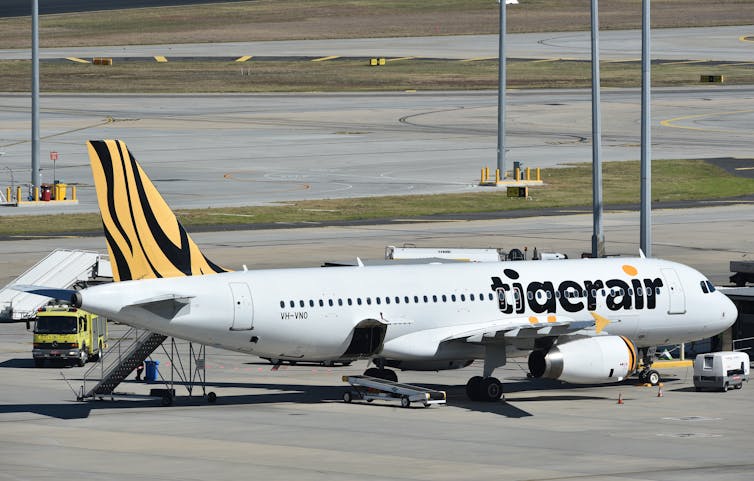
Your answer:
[364,367,381,378]
[735,384,743,390]
[722,383,729,392]
[343,391,353,403]
[638,370,647,383]
[207,392,217,403]
[646,370,661,386]
[400,396,410,408]
[466,376,483,401]
[482,377,503,402]
[77,351,88,367]
[161,395,173,406]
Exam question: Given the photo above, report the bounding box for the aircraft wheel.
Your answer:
[638,370,647,383]
[465,376,483,401]
[735,383,743,390]
[400,396,410,408]
[207,392,217,403]
[646,370,661,386]
[161,394,173,406]
[343,391,353,403]
[482,377,503,402]
[722,383,729,392]
[364,367,381,378]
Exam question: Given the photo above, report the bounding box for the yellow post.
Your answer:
[16,186,21,203]
[514,168,520,182]
[495,169,500,183]
[5,187,10,202]
[71,185,77,201]
[536,167,541,181]
[485,167,490,181]
[33,187,39,202]
[526,167,531,181]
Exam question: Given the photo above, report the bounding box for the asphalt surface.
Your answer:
[1,87,753,214]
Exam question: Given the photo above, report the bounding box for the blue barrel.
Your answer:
[144,360,160,383]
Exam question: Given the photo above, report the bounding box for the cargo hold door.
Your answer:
[229,282,254,331]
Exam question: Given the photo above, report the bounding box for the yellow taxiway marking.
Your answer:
[154,56,168,63]
[386,56,415,62]
[66,57,90,64]
[660,109,754,133]
[661,59,708,65]
[530,58,559,63]
[235,56,253,62]
[604,58,641,63]
[739,35,754,43]
[718,61,754,67]
[653,360,693,368]
[311,55,340,62]
[735,166,754,171]
[460,56,497,62]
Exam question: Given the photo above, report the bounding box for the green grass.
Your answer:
[1,0,752,49]
[1,59,752,93]
[2,159,752,237]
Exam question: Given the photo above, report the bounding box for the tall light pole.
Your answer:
[496,0,507,180]
[640,0,652,256]
[590,0,605,258]
[31,0,41,195]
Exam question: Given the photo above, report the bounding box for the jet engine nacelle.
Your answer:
[528,336,638,384]
[384,359,474,371]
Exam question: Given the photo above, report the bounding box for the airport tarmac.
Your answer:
[2,87,753,213]
[1,205,753,480]
[2,25,753,61]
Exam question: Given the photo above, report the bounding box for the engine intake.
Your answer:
[528,336,638,384]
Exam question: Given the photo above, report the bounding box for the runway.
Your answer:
[1,205,753,481]
[1,25,753,61]
[1,87,753,214]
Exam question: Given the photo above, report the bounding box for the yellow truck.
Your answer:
[33,306,107,367]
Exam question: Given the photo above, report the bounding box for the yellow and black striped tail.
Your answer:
[87,140,227,282]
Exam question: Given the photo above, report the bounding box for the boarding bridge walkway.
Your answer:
[79,327,168,400]
[0,249,111,322]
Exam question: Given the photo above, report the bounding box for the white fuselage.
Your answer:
[78,257,737,363]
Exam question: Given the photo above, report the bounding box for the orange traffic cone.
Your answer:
[617,392,624,404]
[657,385,664,397]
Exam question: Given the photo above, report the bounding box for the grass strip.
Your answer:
[1,59,752,92]
[2,159,753,237]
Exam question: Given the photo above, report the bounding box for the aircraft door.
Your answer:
[229,282,254,331]
[660,268,686,315]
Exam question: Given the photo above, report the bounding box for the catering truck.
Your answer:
[33,305,107,367]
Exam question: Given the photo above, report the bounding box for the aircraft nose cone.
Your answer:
[721,295,738,329]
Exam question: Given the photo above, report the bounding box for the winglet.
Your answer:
[639,249,646,259]
[590,312,611,334]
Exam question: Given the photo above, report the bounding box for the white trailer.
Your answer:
[342,375,446,408]
[693,351,750,392]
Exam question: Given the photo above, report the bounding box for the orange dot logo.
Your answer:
[622,265,638,276]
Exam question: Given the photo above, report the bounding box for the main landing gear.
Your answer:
[638,347,662,386]
[465,376,503,402]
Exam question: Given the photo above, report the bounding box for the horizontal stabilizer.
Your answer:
[123,293,194,319]
[10,285,80,305]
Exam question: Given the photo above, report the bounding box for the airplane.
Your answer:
[15,140,738,402]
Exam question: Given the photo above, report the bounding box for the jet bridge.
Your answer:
[0,249,111,323]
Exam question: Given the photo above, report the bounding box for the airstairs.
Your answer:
[78,325,213,405]
[0,249,111,322]
[79,327,168,400]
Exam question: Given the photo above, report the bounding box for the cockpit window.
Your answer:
[706,280,716,293]
[700,281,709,294]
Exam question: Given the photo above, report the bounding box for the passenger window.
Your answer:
[280,301,284,308]
[357,298,362,305]
[423,295,428,303]
[338,299,343,306]
[404,296,409,303]
[460,294,465,302]
[366,297,372,305]
[319,300,324,307]
[347,298,353,306]
[470,294,475,301]
[328,299,333,307]
[300,300,305,308]
[289,300,295,308]
[309,300,315,307]
[442,295,447,302]
[451,294,456,302]
[655,287,661,295]
[488,293,494,301]
[432,295,438,303]
[413,296,418,303]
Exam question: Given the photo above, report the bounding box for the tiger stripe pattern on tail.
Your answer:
[87,140,228,281]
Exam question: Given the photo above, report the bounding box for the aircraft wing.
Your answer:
[381,314,606,358]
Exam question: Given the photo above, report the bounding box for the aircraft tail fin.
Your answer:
[87,140,227,281]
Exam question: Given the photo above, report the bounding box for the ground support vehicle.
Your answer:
[33,306,106,367]
[342,375,446,408]
[693,351,750,392]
